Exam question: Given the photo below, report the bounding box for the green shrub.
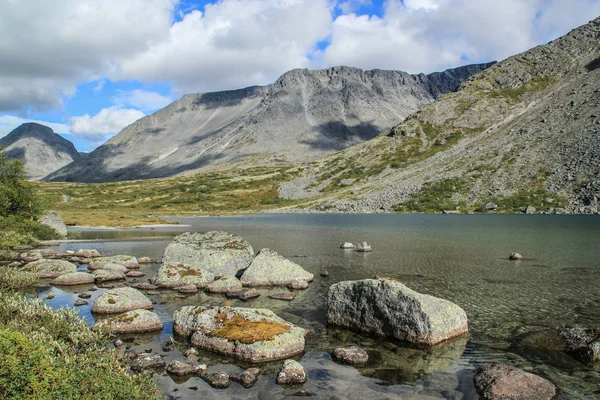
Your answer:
[394,177,468,213]
[0,150,41,219]
[0,293,162,399]
[0,267,37,291]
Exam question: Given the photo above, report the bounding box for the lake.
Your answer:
[38,214,600,399]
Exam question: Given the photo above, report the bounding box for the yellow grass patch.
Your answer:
[209,314,290,344]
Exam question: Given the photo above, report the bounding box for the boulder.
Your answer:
[276,360,306,385]
[93,309,163,333]
[130,353,165,372]
[240,248,314,287]
[75,249,101,258]
[206,275,243,293]
[509,252,524,260]
[173,306,306,362]
[153,263,215,288]
[288,280,309,290]
[93,255,138,268]
[78,292,92,299]
[474,364,556,399]
[161,231,254,276]
[51,271,94,286]
[166,360,207,376]
[327,278,468,345]
[93,269,126,283]
[92,287,153,314]
[525,205,537,214]
[38,211,68,238]
[205,371,230,389]
[98,263,128,273]
[23,259,76,278]
[340,242,355,249]
[356,242,372,252]
[126,271,145,278]
[332,346,369,365]
[231,368,261,388]
[484,202,498,211]
[74,299,88,306]
[559,327,600,363]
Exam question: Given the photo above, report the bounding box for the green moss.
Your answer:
[394,177,469,213]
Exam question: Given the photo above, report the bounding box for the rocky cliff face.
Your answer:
[45,64,492,183]
[0,123,80,180]
[282,17,600,214]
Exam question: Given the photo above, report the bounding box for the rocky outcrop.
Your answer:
[92,287,153,314]
[51,271,94,286]
[22,259,76,278]
[474,364,557,399]
[173,306,306,362]
[93,309,163,333]
[160,231,254,277]
[240,248,313,287]
[276,360,306,385]
[327,278,468,345]
[0,123,80,180]
[38,211,68,238]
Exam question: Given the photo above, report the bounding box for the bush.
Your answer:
[0,266,37,291]
[0,293,162,399]
[0,150,41,219]
[0,216,60,260]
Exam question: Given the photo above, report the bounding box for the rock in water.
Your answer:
[93,309,163,333]
[152,263,214,288]
[173,306,306,362]
[231,368,261,388]
[93,255,139,269]
[92,269,126,283]
[356,242,372,252]
[332,346,369,365]
[51,271,94,286]
[97,263,128,273]
[92,287,153,314]
[340,242,355,249]
[166,360,207,376]
[509,253,524,260]
[130,353,165,372]
[23,259,76,278]
[161,231,254,276]
[240,248,314,287]
[38,211,68,238]
[206,275,243,293]
[327,278,468,345]
[474,364,557,400]
[559,327,600,363]
[205,371,230,389]
[276,360,306,385]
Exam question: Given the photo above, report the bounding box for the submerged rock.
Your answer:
[276,359,306,385]
[559,327,600,363]
[173,306,306,362]
[332,346,369,365]
[51,271,94,286]
[327,278,468,345]
[166,360,207,376]
[474,364,556,399]
[130,282,159,290]
[92,287,153,314]
[93,309,162,333]
[206,275,243,293]
[153,263,215,288]
[269,292,297,301]
[23,259,76,278]
[240,248,314,287]
[239,289,260,301]
[38,211,68,238]
[74,299,88,306]
[161,231,254,276]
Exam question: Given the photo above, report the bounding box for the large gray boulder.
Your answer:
[474,364,557,399]
[152,263,215,288]
[161,231,254,276]
[93,309,163,334]
[22,259,76,278]
[173,306,306,363]
[92,255,138,268]
[240,248,313,287]
[38,211,68,238]
[206,275,243,293]
[51,271,94,286]
[92,287,153,314]
[327,278,468,345]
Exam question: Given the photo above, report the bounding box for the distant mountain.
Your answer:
[0,123,80,180]
[46,63,493,183]
[282,17,600,214]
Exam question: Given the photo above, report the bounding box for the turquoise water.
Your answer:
[39,214,600,399]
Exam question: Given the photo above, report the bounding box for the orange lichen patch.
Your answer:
[224,300,232,307]
[178,269,201,277]
[208,314,290,344]
[106,312,138,324]
[108,298,116,304]
[165,264,202,277]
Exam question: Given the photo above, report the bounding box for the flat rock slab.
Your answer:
[138,257,158,264]
[474,364,557,399]
[269,292,297,301]
[23,259,76,278]
[240,248,314,287]
[98,263,128,273]
[130,282,159,290]
[153,263,215,288]
[92,287,153,314]
[173,306,306,363]
[166,360,207,376]
[126,271,146,278]
[327,278,468,345]
[51,271,94,286]
[93,255,138,268]
[93,269,126,282]
[93,309,163,333]
[206,275,243,293]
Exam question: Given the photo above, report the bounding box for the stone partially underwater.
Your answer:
[173,306,306,363]
[327,278,468,345]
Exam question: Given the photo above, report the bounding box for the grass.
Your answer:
[36,166,302,226]
[487,189,567,213]
[394,177,469,213]
[0,292,162,399]
[0,216,61,260]
[0,267,37,291]
[209,314,291,344]
[490,76,555,103]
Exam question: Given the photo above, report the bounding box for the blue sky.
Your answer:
[0,0,598,152]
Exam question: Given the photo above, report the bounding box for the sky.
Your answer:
[0,0,599,152]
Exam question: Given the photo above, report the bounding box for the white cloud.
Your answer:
[69,107,145,139]
[114,0,333,95]
[337,0,372,14]
[0,115,71,138]
[0,0,175,113]
[323,0,600,74]
[113,90,173,111]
